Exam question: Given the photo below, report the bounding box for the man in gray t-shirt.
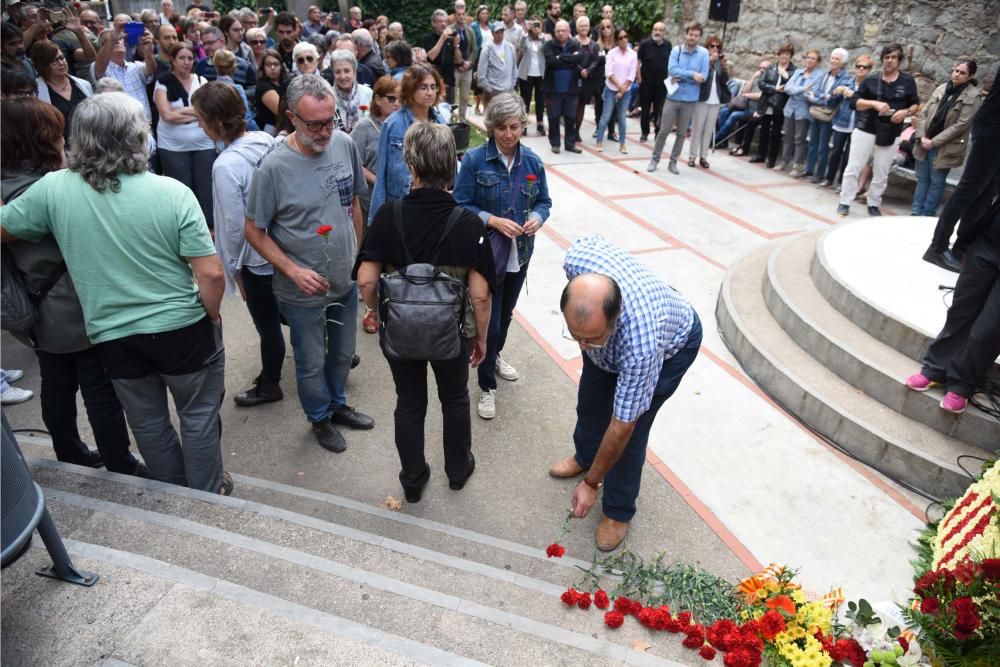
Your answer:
[246,75,374,453]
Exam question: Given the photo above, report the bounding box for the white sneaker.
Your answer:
[477,390,496,419]
[4,369,24,383]
[1,386,34,405]
[495,354,519,382]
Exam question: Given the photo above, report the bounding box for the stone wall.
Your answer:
[669,0,999,98]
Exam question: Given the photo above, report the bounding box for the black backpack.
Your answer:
[377,200,468,362]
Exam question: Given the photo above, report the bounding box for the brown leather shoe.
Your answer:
[595,516,629,552]
[548,455,587,478]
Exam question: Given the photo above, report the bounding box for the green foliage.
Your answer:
[845,599,881,627]
[911,498,954,582]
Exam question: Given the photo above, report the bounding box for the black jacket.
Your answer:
[851,71,919,136]
[543,38,582,93]
[698,60,731,103]
[758,63,791,114]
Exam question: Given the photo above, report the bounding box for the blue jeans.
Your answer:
[715,107,748,144]
[596,87,630,144]
[912,149,949,216]
[477,264,529,392]
[278,286,358,423]
[572,313,702,522]
[806,118,834,177]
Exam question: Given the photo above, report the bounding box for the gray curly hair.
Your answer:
[483,92,528,135]
[66,93,149,193]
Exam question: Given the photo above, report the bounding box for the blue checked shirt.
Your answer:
[563,235,696,422]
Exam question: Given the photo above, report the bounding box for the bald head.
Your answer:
[560,274,621,339]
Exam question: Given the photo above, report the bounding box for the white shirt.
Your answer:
[154,75,215,151]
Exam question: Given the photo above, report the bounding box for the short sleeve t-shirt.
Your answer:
[154,75,216,151]
[0,170,216,344]
[246,133,368,307]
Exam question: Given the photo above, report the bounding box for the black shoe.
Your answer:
[837,204,850,217]
[449,454,476,491]
[234,373,283,407]
[765,159,776,169]
[639,134,648,142]
[537,123,545,136]
[351,354,361,369]
[922,248,963,273]
[565,145,582,154]
[607,134,617,143]
[131,461,150,478]
[748,156,765,163]
[867,206,882,217]
[59,449,104,468]
[312,419,347,452]
[403,464,430,503]
[331,405,374,430]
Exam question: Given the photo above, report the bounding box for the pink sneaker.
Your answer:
[940,392,968,414]
[905,373,936,391]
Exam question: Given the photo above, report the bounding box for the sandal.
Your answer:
[619,144,628,154]
[700,158,710,169]
[362,308,378,334]
[595,142,603,152]
[687,157,696,167]
[730,146,745,156]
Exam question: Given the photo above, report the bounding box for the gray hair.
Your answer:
[285,73,335,113]
[431,9,448,22]
[325,31,341,48]
[94,77,125,93]
[292,41,320,60]
[483,92,527,134]
[201,26,223,42]
[351,28,373,49]
[329,48,357,71]
[237,7,256,22]
[831,47,849,62]
[305,33,327,51]
[66,93,149,193]
[403,122,455,190]
[245,27,265,43]
[140,8,158,21]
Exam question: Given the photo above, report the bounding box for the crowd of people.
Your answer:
[1,0,996,549]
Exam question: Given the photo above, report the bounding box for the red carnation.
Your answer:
[757,610,786,641]
[914,570,938,596]
[359,105,369,111]
[654,607,672,631]
[981,558,1000,580]
[560,588,580,607]
[840,639,867,667]
[665,618,684,633]
[953,558,980,585]
[698,645,717,661]
[577,592,592,610]
[526,174,537,182]
[723,647,759,667]
[545,543,566,558]
[707,619,740,650]
[682,624,706,649]
[920,597,941,614]
[897,636,910,653]
[594,589,610,609]
[604,610,625,628]
[637,607,657,629]
[316,224,333,236]
[614,597,634,615]
[677,610,692,626]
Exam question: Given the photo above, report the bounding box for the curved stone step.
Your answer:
[717,243,984,500]
[764,231,999,450]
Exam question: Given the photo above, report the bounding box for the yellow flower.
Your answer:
[791,589,807,604]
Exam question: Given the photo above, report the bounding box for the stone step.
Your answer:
[716,243,983,500]
[25,459,689,666]
[764,231,1000,450]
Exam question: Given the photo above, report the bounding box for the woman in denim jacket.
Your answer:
[805,47,853,182]
[820,53,873,188]
[368,64,448,224]
[781,48,825,176]
[453,93,552,421]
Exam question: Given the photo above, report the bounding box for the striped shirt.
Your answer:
[563,235,696,422]
[94,60,153,120]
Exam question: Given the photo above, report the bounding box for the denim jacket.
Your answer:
[453,138,552,267]
[368,105,448,224]
[783,67,826,120]
[832,78,862,130]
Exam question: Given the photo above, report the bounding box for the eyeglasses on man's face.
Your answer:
[561,323,612,349]
[294,111,336,132]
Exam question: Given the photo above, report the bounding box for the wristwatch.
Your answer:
[583,477,602,491]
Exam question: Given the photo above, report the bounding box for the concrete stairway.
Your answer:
[716,229,997,501]
[2,446,691,667]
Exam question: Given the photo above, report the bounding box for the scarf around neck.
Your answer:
[336,80,361,133]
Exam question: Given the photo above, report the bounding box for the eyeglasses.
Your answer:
[418,84,439,92]
[617,34,628,40]
[385,95,397,102]
[297,56,316,64]
[561,323,613,350]
[708,44,720,49]
[248,39,265,45]
[293,111,336,132]
[856,63,871,69]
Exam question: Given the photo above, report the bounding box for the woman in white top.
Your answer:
[153,42,216,228]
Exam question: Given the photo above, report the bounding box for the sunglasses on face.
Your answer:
[385,95,397,102]
[248,39,265,45]
[297,55,316,64]
[856,63,871,69]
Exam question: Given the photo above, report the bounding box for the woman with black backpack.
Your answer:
[354,122,495,504]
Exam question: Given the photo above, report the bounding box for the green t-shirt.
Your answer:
[0,170,216,344]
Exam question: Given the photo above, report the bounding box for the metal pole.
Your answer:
[35,507,99,587]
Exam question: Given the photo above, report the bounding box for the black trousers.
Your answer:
[825,130,852,184]
[35,346,139,473]
[921,233,1000,397]
[546,92,578,148]
[241,268,286,383]
[755,113,785,165]
[519,76,544,123]
[740,114,763,154]
[931,130,1000,255]
[638,81,666,138]
[386,339,475,490]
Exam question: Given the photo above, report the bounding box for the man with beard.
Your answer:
[543,0,561,37]
[636,22,671,142]
[245,75,374,455]
[273,11,299,71]
[1,22,37,79]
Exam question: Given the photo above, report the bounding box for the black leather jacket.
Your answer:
[758,63,791,114]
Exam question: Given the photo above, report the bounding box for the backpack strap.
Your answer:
[428,207,464,266]
[392,199,414,265]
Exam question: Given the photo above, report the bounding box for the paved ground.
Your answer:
[2,109,930,620]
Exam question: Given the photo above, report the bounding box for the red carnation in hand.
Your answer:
[526,174,537,182]
[545,543,566,558]
[604,610,625,628]
[359,105,369,111]
[920,597,940,614]
[316,224,333,236]
[577,592,592,610]
[594,589,610,609]
[698,645,717,661]
[757,610,787,640]
[560,588,580,607]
